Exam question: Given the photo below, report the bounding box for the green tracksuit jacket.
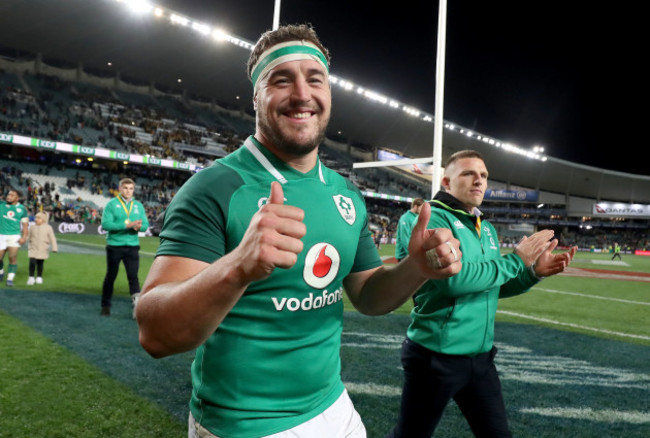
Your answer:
[101,195,149,246]
[407,192,540,356]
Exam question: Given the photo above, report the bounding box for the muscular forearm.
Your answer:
[345,257,428,316]
[137,252,250,358]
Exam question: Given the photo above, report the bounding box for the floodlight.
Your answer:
[192,22,210,36]
[212,29,228,42]
[170,14,189,26]
[126,0,152,15]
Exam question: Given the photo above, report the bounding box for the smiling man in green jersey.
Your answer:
[389,150,577,438]
[0,189,29,287]
[136,24,464,438]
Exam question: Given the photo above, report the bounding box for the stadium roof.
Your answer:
[1,0,649,203]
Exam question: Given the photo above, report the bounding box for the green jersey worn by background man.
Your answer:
[136,23,463,438]
[395,197,425,262]
[0,189,29,286]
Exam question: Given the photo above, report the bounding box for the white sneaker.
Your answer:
[27,277,35,285]
[36,277,43,284]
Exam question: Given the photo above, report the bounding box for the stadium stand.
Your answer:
[1,59,649,254]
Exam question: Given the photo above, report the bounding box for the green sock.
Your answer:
[9,264,17,274]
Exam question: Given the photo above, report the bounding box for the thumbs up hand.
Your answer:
[234,181,307,282]
[407,203,462,279]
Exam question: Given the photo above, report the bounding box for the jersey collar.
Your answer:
[244,136,326,185]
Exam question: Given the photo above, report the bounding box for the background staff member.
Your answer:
[100,178,149,317]
[389,150,577,438]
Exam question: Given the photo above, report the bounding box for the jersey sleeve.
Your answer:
[157,164,243,264]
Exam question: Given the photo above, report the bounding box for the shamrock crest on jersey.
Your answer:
[332,194,356,225]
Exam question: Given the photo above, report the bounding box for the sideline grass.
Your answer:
[5,235,157,296]
[1,237,648,437]
[0,311,186,438]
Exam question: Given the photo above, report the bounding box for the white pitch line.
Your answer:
[534,287,650,306]
[57,238,157,256]
[519,407,650,424]
[497,310,650,341]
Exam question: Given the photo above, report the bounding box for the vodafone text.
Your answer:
[272,288,343,312]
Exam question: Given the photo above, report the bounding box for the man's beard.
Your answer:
[258,113,329,157]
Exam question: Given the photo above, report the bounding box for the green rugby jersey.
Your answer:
[0,201,29,235]
[158,136,382,438]
[395,209,417,260]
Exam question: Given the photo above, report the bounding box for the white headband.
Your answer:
[250,40,329,90]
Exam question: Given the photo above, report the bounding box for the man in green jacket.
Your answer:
[101,178,149,317]
[389,150,577,438]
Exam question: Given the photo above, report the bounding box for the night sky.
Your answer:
[164,1,646,174]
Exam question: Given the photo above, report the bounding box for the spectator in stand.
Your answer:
[26,211,57,285]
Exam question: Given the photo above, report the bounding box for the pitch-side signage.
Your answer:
[484,189,539,202]
[53,222,151,236]
[592,202,650,217]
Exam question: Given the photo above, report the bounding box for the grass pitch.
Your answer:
[0,237,648,437]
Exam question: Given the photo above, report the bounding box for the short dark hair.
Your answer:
[247,23,331,82]
[445,150,484,168]
[411,197,425,208]
[8,188,21,198]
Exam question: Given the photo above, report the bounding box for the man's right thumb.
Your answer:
[413,201,431,234]
[268,181,285,205]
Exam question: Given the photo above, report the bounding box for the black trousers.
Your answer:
[29,258,44,276]
[101,245,140,308]
[389,338,512,438]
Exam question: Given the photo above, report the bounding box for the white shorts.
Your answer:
[188,389,366,438]
[0,234,22,250]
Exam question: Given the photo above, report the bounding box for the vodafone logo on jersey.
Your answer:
[303,243,340,289]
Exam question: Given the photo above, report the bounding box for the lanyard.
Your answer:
[117,196,134,224]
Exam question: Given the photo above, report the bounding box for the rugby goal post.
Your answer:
[351,0,447,200]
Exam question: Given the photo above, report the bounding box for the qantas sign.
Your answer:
[592,203,650,217]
